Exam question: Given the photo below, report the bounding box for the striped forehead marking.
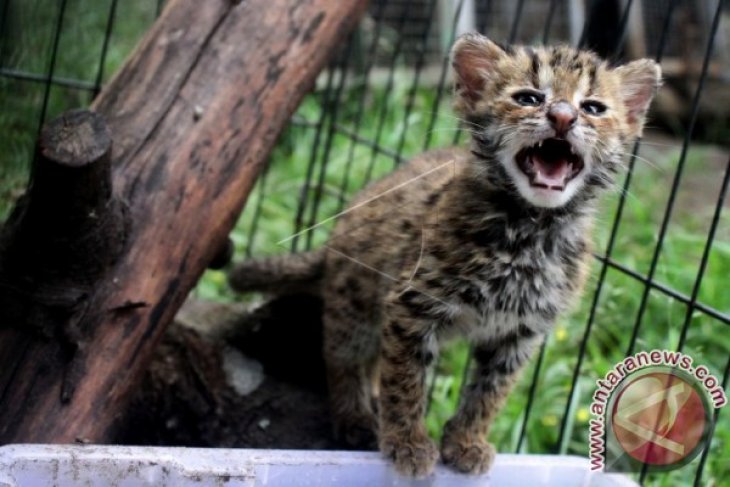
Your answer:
[525,46,601,99]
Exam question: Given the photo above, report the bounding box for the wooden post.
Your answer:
[0,109,127,413]
[0,0,367,443]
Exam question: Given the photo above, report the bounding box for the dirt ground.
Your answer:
[118,294,347,451]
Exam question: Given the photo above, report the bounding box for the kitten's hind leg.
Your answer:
[323,291,380,450]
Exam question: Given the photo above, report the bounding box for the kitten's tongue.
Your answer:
[531,153,571,189]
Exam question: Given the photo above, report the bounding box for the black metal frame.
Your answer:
[1,1,727,485]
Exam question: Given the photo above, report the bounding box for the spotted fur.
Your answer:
[230,33,660,477]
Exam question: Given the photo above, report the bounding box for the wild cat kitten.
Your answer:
[230,33,660,477]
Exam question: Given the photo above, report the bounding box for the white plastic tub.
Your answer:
[0,445,637,487]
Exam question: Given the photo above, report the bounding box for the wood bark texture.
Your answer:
[0,0,367,443]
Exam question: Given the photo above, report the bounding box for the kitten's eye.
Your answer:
[512,90,545,107]
[581,100,607,115]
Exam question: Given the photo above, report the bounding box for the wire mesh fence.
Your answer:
[0,1,728,485]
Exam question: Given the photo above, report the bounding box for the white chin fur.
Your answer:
[501,155,587,208]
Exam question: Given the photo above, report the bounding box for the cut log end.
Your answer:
[40,109,112,169]
[30,110,116,224]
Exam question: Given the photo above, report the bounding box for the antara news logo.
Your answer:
[588,349,727,473]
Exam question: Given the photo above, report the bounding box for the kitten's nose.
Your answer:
[548,101,577,136]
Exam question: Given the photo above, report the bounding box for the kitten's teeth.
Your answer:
[537,140,543,148]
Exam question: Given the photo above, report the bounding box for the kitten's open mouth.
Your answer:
[515,139,584,191]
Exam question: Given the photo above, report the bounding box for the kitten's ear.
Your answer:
[451,33,507,109]
[614,59,662,135]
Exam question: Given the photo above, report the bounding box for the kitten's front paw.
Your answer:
[441,437,495,475]
[380,433,439,478]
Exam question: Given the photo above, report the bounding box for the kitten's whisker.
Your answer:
[459,121,488,132]
[601,174,639,202]
[420,110,474,123]
[424,112,489,132]
[621,152,663,172]
[634,140,681,149]
[406,227,428,284]
[616,187,639,203]
[426,128,480,139]
[427,127,476,133]
[410,111,490,134]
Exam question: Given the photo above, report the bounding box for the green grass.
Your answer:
[1,3,728,485]
[0,0,156,217]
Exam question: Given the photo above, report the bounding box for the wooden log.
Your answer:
[1,109,123,287]
[0,0,367,443]
[0,109,128,408]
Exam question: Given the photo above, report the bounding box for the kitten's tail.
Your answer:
[228,249,325,295]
